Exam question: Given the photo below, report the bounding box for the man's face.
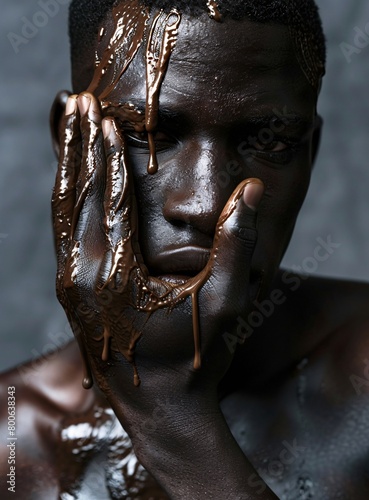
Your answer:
[77,9,318,298]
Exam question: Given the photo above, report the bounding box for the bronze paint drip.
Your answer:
[70,1,317,391]
[145,9,181,174]
[206,0,223,22]
[77,2,233,387]
[88,0,149,97]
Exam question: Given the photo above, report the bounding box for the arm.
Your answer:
[126,395,276,499]
[51,92,277,499]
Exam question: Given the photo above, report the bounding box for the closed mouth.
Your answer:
[149,245,211,279]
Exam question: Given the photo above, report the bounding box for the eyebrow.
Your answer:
[106,98,313,134]
[241,113,313,130]
[110,98,185,126]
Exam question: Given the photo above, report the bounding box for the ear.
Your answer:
[311,114,323,169]
[50,90,71,159]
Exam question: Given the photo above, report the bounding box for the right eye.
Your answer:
[121,126,176,152]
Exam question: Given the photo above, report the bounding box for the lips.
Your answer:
[149,245,211,278]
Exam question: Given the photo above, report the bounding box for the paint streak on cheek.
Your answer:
[72,2,256,388]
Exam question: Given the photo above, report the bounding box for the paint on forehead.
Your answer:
[145,9,181,174]
[88,0,150,98]
[88,0,181,176]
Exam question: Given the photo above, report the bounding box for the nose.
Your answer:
[162,140,236,236]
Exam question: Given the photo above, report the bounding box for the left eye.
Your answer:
[253,140,288,152]
[244,138,300,165]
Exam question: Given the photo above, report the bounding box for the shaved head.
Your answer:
[69,0,326,92]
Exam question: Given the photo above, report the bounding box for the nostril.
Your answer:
[164,202,217,234]
[166,219,188,229]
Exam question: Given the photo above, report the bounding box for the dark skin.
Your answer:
[1,7,369,499]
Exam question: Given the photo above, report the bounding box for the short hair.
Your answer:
[69,0,326,91]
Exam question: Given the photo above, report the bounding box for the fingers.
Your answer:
[52,94,80,259]
[62,93,106,295]
[101,117,131,244]
[99,116,146,289]
[209,178,264,299]
[72,92,104,238]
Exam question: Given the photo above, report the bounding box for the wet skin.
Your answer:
[2,6,369,500]
[90,13,318,301]
[50,11,317,497]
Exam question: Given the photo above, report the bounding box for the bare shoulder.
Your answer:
[0,340,96,416]
[314,278,369,399]
[271,270,369,349]
[271,270,369,323]
[0,341,97,499]
[224,272,369,392]
[292,273,369,380]
[222,275,369,497]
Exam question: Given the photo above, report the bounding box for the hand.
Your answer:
[53,89,263,393]
[52,92,276,499]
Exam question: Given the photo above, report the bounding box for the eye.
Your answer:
[241,137,300,165]
[119,124,176,152]
[253,140,288,152]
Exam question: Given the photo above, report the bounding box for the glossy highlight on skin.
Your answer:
[28,4,369,497]
[61,113,261,386]
[145,9,181,174]
[103,102,146,135]
[206,0,223,22]
[56,4,264,388]
[88,0,149,98]
[88,0,181,176]
[99,178,259,380]
[68,1,181,386]
[52,97,95,390]
[58,402,168,498]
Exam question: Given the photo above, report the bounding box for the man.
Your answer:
[1,0,369,498]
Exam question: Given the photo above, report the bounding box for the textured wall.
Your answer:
[1,0,368,371]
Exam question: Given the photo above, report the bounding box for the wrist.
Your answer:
[128,404,276,500]
[95,363,276,499]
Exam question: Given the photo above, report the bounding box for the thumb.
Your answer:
[209,178,264,294]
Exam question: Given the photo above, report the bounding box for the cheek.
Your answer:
[129,159,169,249]
[253,145,312,220]
[129,150,174,211]
[250,153,312,270]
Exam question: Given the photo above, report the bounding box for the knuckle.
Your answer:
[225,224,257,244]
[105,143,117,158]
[235,226,257,244]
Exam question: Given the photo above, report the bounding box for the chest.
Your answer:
[57,406,168,499]
[221,359,369,499]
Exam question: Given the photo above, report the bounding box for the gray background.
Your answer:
[1,1,368,371]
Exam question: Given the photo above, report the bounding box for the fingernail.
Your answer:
[65,95,77,116]
[102,118,114,140]
[78,94,91,115]
[243,180,264,211]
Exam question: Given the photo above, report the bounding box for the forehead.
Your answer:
[92,11,316,121]
[170,16,302,88]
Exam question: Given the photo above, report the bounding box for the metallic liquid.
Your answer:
[76,1,229,387]
[206,0,223,22]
